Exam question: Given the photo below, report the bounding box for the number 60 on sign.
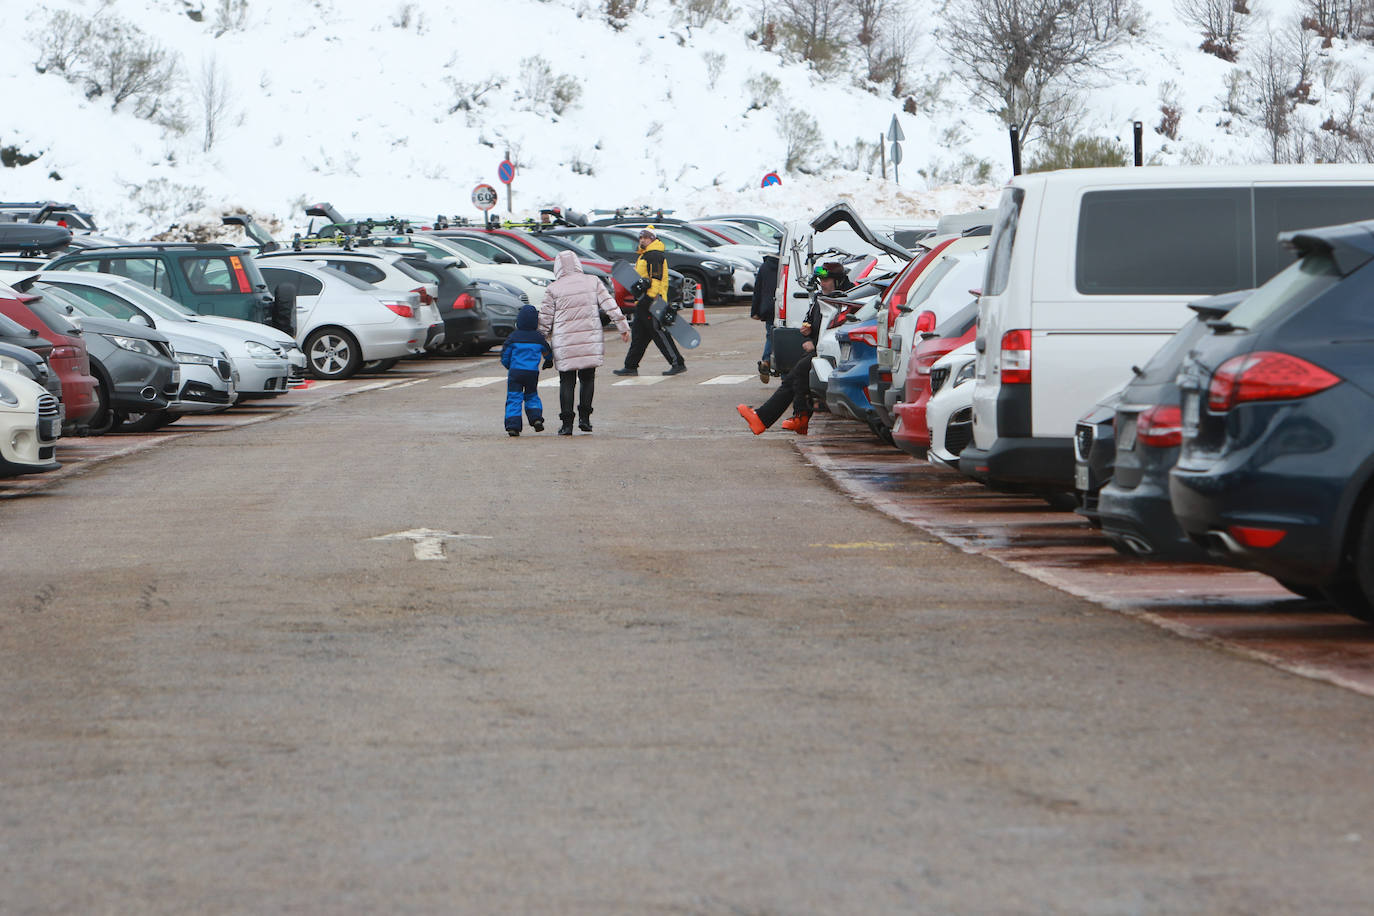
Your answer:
[472,184,498,211]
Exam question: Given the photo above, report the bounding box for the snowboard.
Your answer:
[611,260,700,349]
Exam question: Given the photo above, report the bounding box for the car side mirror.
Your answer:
[129,313,152,328]
[493,252,516,264]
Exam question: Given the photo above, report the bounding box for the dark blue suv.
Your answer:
[1169,219,1374,621]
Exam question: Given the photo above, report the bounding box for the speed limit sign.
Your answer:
[471,183,498,211]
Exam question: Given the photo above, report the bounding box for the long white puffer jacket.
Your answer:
[538,251,630,371]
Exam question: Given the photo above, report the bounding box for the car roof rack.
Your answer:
[66,242,239,252]
[289,233,356,251]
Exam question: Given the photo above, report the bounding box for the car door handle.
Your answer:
[975,337,986,352]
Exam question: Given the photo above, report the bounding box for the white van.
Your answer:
[962,164,1374,492]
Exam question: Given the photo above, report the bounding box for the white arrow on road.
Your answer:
[370,528,492,561]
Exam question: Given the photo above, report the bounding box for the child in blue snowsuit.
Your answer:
[500,304,553,436]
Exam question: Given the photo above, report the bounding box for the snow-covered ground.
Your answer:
[1,0,1366,239]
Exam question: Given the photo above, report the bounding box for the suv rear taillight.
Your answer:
[229,255,252,293]
[887,292,905,331]
[412,286,435,305]
[384,302,414,318]
[1207,351,1340,412]
[1000,329,1031,384]
[779,263,789,321]
[847,325,877,346]
[453,293,476,310]
[1136,404,1183,448]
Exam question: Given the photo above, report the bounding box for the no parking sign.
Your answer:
[761,172,781,188]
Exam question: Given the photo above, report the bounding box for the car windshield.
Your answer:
[497,233,557,259]
[703,224,760,245]
[24,296,80,334]
[1223,250,1342,331]
[472,235,546,265]
[540,236,597,258]
[0,312,33,336]
[414,236,493,264]
[111,278,200,319]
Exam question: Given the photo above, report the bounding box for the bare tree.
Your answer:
[776,0,855,71]
[1300,0,1374,41]
[941,0,1129,144]
[196,55,233,152]
[1248,29,1307,162]
[1175,0,1252,60]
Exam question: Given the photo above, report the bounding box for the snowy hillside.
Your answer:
[3,0,1373,239]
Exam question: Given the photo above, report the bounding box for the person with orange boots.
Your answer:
[738,261,851,436]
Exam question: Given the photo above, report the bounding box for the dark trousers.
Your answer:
[756,354,814,427]
[559,367,595,421]
[505,369,543,431]
[623,297,682,370]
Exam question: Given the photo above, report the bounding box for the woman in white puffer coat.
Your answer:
[538,250,631,435]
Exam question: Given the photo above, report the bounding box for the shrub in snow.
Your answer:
[744,72,781,110]
[604,0,636,31]
[519,57,582,116]
[1176,0,1250,61]
[213,0,250,36]
[702,51,726,89]
[777,104,824,173]
[1027,132,1130,171]
[674,0,734,27]
[32,10,181,119]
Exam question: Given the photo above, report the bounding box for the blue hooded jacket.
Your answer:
[500,304,553,372]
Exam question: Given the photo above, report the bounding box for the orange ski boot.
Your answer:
[780,413,810,435]
[737,404,766,435]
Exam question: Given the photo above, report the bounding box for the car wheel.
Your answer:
[305,328,362,380]
[85,376,115,437]
[114,409,175,433]
[681,273,705,305]
[361,358,400,372]
[432,339,466,357]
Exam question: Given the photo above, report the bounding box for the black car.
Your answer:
[535,233,686,313]
[27,283,181,433]
[393,255,493,357]
[543,227,736,305]
[1169,220,1374,620]
[1089,291,1246,558]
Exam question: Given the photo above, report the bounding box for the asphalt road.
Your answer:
[2,311,1372,914]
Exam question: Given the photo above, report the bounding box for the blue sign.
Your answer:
[761,172,781,188]
[498,160,516,184]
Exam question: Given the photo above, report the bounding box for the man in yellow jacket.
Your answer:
[613,226,686,376]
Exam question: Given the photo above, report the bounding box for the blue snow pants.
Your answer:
[505,369,543,431]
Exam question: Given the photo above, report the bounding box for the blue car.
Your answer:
[824,318,889,441]
[1169,219,1374,621]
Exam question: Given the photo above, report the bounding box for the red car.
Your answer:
[891,300,978,458]
[0,289,100,433]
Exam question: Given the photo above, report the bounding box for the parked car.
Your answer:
[46,242,293,333]
[964,164,1374,496]
[925,342,979,471]
[47,289,237,415]
[0,284,99,434]
[0,200,98,231]
[875,247,986,439]
[824,318,885,438]
[1170,219,1374,620]
[17,282,181,434]
[697,213,785,243]
[1095,291,1247,558]
[544,226,736,305]
[38,271,296,398]
[404,233,554,304]
[251,259,433,379]
[0,367,61,476]
[891,298,979,458]
[1071,388,1124,527]
[257,247,444,355]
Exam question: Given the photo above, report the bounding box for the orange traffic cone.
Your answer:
[690,284,708,326]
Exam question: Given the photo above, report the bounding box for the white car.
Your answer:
[257,247,444,351]
[0,367,61,476]
[253,259,435,379]
[37,271,297,398]
[926,342,978,471]
[405,234,552,304]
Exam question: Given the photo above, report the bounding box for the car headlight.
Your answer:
[701,260,728,271]
[524,275,551,286]
[244,340,277,359]
[953,360,976,387]
[178,352,218,366]
[104,334,159,355]
[0,379,17,406]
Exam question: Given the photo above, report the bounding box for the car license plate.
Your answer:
[1075,463,1089,492]
[839,343,852,361]
[40,418,60,440]
[1181,392,1200,437]
[1117,417,1137,453]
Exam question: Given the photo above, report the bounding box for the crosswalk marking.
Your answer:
[441,376,504,389]
[701,375,756,385]
[538,378,560,388]
[612,376,668,386]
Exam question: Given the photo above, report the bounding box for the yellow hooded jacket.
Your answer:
[634,238,670,301]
